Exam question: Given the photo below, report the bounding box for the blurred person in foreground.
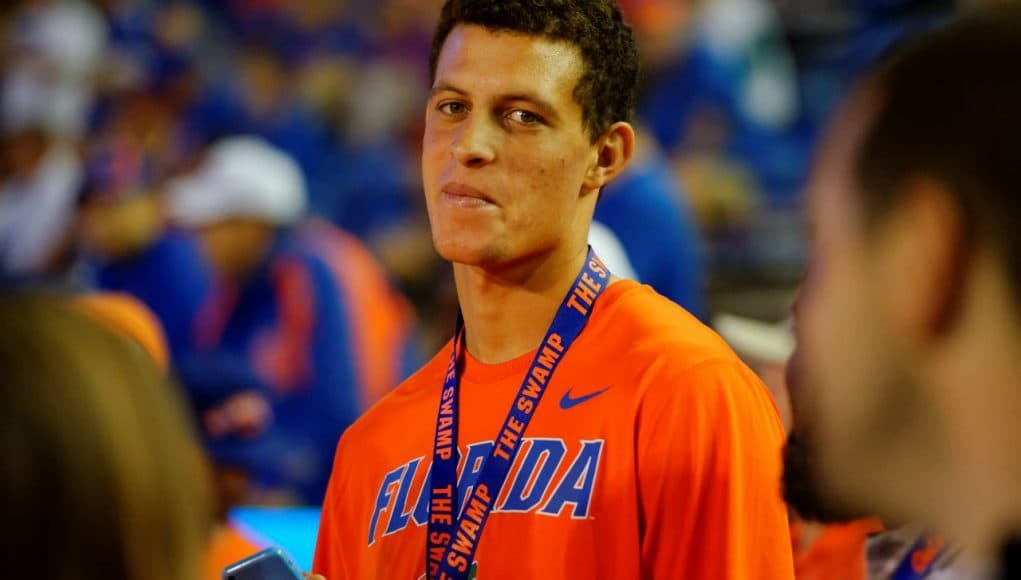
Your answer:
[69,290,268,580]
[715,312,890,579]
[719,307,965,578]
[784,318,964,579]
[312,1,793,578]
[796,5,1021,578]
[0,291,211,579]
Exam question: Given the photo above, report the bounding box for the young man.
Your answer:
[313,1,793,578]
[796,5,1021,577]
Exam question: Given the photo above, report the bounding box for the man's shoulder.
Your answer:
[593,280,740,371]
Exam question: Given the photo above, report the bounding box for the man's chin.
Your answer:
[782,430,871,524]
[432,236,503,268]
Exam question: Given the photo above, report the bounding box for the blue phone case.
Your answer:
[222,547,304,580]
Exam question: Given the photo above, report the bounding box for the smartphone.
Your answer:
[222,547,305,580]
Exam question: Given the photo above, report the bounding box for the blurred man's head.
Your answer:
[798,5,1021,547]
[169,137,307,279]
[0,293,211,580]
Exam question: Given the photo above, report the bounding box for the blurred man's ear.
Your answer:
[582,122,635,193]
[879,179,967,345]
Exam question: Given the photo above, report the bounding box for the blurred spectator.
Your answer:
[169,136,383,504]
[77,149,276,520]
[796,7,1021,576]
[2,0,107,138]
[0,127,82,277]
[0,291,211,580]
[77,137,212,358]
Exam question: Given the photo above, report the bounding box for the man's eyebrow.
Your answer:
[430,83,467,97]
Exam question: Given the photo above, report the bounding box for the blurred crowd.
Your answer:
[0,0,992,577]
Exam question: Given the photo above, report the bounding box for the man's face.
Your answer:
[195,219,274,280]
[783,340,867,523]
[422,25,601,267]
[797,95,922,517]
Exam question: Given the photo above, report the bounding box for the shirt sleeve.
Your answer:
[313,432,355,579]
[636,359,794,579]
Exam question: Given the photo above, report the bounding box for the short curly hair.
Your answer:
[429,0,639,142]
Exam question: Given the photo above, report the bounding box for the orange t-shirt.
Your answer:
[314,280,793,579]
[791,518,884,580]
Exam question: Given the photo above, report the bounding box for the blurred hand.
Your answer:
[304,575,326,580]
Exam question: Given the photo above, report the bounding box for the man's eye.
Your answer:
[438,101,468,116]
[507,109,543,126]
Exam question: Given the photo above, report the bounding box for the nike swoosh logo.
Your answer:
[559,386,610,410]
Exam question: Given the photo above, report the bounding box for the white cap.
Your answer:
[168,136,307,227]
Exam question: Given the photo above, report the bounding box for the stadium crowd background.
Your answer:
[0,0,1002,577]
[2,0,966,327]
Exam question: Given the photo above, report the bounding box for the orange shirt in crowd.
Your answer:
[73,291,169,370]
[314,280,794,579]
[791,518,885,580]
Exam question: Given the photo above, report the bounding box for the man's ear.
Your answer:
[880,179,968,343]
[583,122,635,191]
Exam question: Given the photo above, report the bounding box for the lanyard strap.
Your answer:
[426,248,610,580]
[890,535,946,580]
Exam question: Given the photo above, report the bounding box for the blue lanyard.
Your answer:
[890,535,946,580]
[426,248,610,580]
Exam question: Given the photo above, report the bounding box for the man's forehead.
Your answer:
[433,25,584,96]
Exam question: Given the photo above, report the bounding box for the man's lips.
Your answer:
[441,182,496,207]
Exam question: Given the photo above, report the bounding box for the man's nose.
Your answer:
[450,115,497,168]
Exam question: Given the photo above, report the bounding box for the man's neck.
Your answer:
[947,446,1021,565]
[453,245,590,364]
[941,358,1021,564]
[928,256,1021,562]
